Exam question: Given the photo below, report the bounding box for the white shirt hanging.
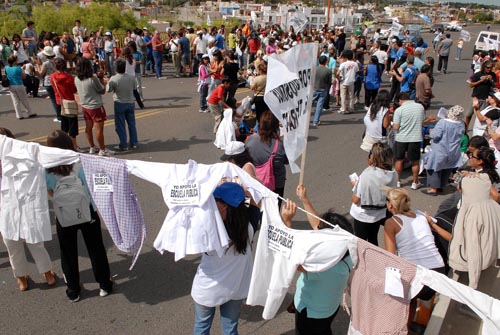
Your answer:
[0,135,79,243]
[126,159,269,261]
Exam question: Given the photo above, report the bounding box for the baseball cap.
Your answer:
[104,31,112,36]
[220,141,245,161]
[201,54,210,59]
[213,182,245,208]
[143,27,148,30]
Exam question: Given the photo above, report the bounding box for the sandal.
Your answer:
[421,189,438,196]
[17,276,29,291]
[44,271,56,286]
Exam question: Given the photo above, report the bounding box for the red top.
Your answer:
[50,71,77,105]
[207,84,226,104]
[152,35,164,52]
[248,38,261,53]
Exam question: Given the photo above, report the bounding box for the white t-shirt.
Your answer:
[473,106,498,137]
[194,36,207,54]
[169,38,179,53]
[338,60,358,86]
[373,50,388,65]
[191,224,254,307]
[247,196,358,320]
[363,107,388,140]
[125,58,136,76]
[53,45,64,60]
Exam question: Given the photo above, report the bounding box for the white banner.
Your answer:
[287,11,308,33]
[460,29,471,42]
[390,21,403,38]
[264,43,318,174]
[485,37,499,51]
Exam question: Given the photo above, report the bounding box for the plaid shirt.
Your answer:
[80,154,146,265]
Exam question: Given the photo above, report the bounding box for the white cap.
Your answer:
[492,91,500,101]
[42,46,55,57]
[105,31,112,36]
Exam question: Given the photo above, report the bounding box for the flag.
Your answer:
[264,43,318,173]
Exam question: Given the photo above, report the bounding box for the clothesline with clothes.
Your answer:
[1,134,499,334]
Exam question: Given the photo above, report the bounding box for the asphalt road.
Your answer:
[0,25,498,335]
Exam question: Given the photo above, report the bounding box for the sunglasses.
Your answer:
[466,151,480,160]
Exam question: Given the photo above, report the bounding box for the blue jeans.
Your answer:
[193,299,242,335]
[114,102,138,149]
[312,89,327,124]
[153,50,163,78]
[45,86,60,119]
[105,52,115,77]
[199,84,208,110]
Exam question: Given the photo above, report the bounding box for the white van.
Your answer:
[474,31,500,55]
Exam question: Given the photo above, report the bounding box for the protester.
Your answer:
[0,127,55,292]
[422,105,465,195]
[437,33,453,74]
[466,61,497,129]
[392,92,425,189]
[107,58,138,151]
[415,64,433,110]
[74,58,114,156]
[197,54,211,113]
[249,63,268,123]
[245,110,288,202]
[34,46,59,122]
[337,50,358,114]
[472,92,500,137]
[351,143,397,245]
[191,182,253,335]
[449,146,500,289]
[45,130,113,302]
[281,185,353,335]
[4,55,36,119]
[312,55,331,127]
[384,187,445,324]
[50,58,79,150]
[364,55,382,109]
[361,90,391,152]
[207,77,231,134]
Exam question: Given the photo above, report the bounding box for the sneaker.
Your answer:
[199,109,208,113]
[113,145,130,152]
[53,118,61,123]
[131,144,138,149]
[323,108,330,112]
[397,181,401,188]
[98,149,115,157]
[89,147,98,154]
[69,295,80,303]
[411,182,423,190]
[99,289,110,297]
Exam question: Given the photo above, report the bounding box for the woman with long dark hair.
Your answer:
[245,110,288,203]
[121,44,144,108]
[448,146,500,289]
[45,130,112,302]
[361,89,391,152]
[364,55,382,109]
[250,62,268,123]
[191,182,253,334]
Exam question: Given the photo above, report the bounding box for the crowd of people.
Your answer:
[1,18,500,335]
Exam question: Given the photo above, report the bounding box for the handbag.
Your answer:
[1,76,9,88]
[53,79,78,117]
[255,139,279,190]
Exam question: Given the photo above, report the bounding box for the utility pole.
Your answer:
[326,0,331,26]
[433,0,439,24]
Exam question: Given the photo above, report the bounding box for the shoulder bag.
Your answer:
[53,77,78,117]
[255,139,279,190]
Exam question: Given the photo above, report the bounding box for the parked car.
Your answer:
[430,23,445,33]
[474,31,500,55]
[446,22,462,31]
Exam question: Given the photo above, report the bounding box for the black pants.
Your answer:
[438,55,449,72]
[323,93,330,110]
[353,217,386,246]
[364,87,379,107]
[56,210,112,299]
[295,306,339,335]
[253,96,268,124]
[23,75,39,97]
[389,79,401,103]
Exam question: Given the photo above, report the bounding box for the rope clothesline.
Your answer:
[276,195,339,230]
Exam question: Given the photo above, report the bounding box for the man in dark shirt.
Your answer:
[178,32,191,77]
[312,55,332,126]
[465,61,497,128]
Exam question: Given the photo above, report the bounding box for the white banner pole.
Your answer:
[298,42,319,185]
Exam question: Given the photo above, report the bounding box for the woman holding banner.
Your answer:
[191,182,253,335]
